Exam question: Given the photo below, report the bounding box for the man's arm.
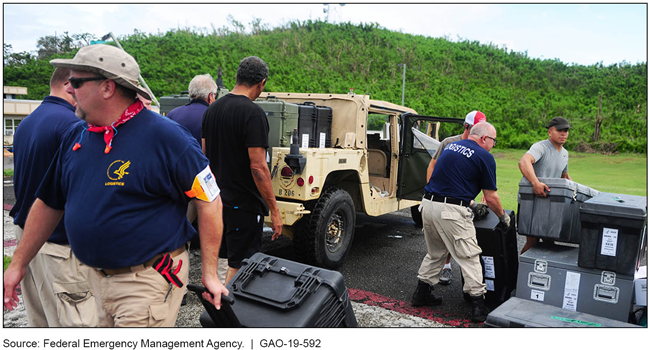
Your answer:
[248,147,283,240]
[194,196,229,309]
[518,153,549,197]
[425,158,437,181]
[4,199,62,310]
[561,172,572,180]
[482,189,505,217]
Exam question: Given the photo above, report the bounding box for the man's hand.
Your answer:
[270,209,283,241]
[533,181,550,197]
[201,273,229,310]
[3,264,25,311]
[499,213,511,228]
[469,201,490,221]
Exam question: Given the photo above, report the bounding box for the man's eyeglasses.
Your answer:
[485,136,498,146]
[68,76,106,89]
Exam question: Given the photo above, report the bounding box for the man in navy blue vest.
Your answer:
[167,74,218,147]
[9,67,98,326]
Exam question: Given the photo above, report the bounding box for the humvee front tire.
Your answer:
[294,187,355,270]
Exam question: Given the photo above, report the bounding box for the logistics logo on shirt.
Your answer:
[106,160,131,186]
[444,143,474,158]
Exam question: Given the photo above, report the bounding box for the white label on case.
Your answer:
[601,227,619,257]
[562,271,581,311]
[531,289,545,302]
[301,134,310,148]
[482,256,495,278]
[485,279,495,291]
[319,132,326,148]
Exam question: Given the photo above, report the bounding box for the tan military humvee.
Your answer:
[260,92,464,269]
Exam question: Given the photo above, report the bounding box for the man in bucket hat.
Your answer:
[518,117,573,254]
[4,44,229,327]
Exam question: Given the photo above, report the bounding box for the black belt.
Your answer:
[423,193,469,207]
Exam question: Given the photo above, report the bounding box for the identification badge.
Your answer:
[184,165,220,202]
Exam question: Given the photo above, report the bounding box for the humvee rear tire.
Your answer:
[411,205,423,228]
[294,187,355,270]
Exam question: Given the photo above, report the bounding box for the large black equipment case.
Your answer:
[297,102,332,148]
[485,297,639,328]
[474,209,518,307]
[517,177,599,243]
[578,192,647,276]
[197,253,357,327]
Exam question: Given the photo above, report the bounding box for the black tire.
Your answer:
[411,205,423,228]
[293,187,355,270]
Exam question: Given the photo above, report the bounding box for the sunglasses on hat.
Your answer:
[68,76,106,89]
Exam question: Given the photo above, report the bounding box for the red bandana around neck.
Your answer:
[73,100,144,154]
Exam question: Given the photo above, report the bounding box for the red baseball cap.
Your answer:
[464,110,486,126]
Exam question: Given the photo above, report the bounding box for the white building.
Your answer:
[4,86,41,145]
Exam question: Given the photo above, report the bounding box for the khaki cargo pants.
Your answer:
[416,199,486,297]
[15,225,99,327]
[86,249,189,327]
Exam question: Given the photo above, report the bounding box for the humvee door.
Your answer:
[397,113,465,200]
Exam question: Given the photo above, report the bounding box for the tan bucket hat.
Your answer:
[50,44,150,100]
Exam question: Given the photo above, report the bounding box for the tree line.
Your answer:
[3,20,647,153]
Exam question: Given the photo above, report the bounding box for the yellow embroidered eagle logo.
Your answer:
[114,161,130,179]
[107,160,131,181]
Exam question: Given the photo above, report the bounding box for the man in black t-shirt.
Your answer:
[202,56,282,283]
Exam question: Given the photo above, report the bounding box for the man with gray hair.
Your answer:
[202,56,283,283]
[4,44,228,327]
[167,74,218,146]
[410,121,509,323]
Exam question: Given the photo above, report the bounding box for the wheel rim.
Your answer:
[326,210,345,253]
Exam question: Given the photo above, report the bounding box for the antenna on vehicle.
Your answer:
[216,67,224,88]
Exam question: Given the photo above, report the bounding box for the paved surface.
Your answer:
[2,206,447,328]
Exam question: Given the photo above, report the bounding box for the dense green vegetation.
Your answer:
[4,20,647,153]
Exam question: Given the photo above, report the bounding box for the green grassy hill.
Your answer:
[4,20,647,152]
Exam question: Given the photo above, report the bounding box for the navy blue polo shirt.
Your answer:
[424,139,497,202]
[167,99,209,146]
[36,109,211,269]
[10,96,81,244]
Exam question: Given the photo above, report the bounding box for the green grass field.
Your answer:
[486,149,647,213]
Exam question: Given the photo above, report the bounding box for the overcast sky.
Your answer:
[2,3,647,67]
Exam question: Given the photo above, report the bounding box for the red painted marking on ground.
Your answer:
[348,288,475,327]
[4,239,17,247]
[4,203,13,211]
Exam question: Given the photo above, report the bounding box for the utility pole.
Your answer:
[397,63,406,106]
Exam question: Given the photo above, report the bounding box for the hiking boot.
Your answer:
[469,295,490,323]
[439,267,452,285]
[463,292,472,303]
[411,280,443,307]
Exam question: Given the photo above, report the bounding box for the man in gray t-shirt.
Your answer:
[518,117,573,253]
